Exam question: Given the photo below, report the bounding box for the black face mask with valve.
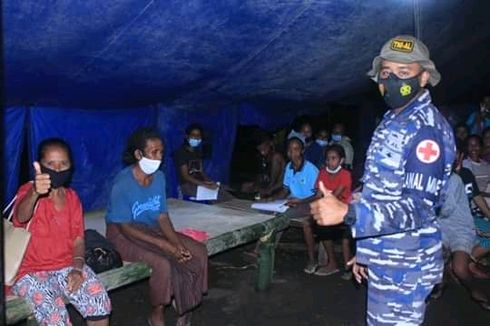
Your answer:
[379,73,422,110]
[40,165,72,188]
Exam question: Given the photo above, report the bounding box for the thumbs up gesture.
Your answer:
[33,162,51,195]
[310,181,347,226]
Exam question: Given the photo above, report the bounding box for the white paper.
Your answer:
[195,185,219,201]
[251,200,289,213]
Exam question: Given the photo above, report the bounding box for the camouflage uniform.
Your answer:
[351,89,455,325]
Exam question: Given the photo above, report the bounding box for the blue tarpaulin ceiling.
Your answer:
[3,1,490,209]
[4,0,489,108]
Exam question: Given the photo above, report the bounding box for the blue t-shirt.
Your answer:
[106,166,168,227]
[283,160,319,199]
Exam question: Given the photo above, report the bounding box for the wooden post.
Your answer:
[256,230,276,291]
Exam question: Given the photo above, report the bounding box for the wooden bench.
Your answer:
[6,199,289,325]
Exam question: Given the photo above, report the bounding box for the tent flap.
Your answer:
[3,107,26,204]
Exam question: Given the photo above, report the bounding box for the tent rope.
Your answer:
[413,0,422,40]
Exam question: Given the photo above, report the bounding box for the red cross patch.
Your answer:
[416,140,440,164]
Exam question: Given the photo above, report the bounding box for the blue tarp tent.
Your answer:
[3,0,490,209]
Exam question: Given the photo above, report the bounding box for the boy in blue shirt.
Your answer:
[269,137,319,273]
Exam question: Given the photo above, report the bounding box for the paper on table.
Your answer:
[251,200,289,213]
[195,185,219,201]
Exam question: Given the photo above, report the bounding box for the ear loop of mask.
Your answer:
[325,158,344,174]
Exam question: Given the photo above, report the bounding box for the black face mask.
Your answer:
[40,165,72,189]
[379,73,422,109]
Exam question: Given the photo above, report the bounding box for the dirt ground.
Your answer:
[17,228,490,325]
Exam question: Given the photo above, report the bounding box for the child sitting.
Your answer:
[267,137,319,273]
[313,144,353,277]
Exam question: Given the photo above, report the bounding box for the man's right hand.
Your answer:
[33,161,51,195]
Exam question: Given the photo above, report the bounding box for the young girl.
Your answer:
[313,144,353,277]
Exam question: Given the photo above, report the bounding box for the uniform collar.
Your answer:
[289,158,305,174]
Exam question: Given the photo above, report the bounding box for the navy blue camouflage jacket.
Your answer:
[352,90,456,266]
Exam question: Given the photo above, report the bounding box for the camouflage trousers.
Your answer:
[366,259,442,325]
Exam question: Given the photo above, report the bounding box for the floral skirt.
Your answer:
[12,265,111,326]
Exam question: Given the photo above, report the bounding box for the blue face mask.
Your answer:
[188,138,202,148]
[316,139,328,147]
[331,134,342,142]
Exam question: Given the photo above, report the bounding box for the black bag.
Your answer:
[84,229,123,273]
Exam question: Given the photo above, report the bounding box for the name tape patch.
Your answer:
[390,39,414,53]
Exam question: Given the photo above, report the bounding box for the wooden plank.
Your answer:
[215,198,260,213]
[96,262,151,292]
[289,217,304,228]
[216,199,306,228]
[205,213,289,255]
[84,199,278,238]
[5,296,32,326]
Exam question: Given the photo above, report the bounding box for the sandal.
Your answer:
[471,295,490,311]
[177,312,192,326]
[314,266,340,276]
[341,270,353,280]
[303,261,319,274]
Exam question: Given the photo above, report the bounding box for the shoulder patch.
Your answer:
[390,39,414,53]
[416,139,440,164]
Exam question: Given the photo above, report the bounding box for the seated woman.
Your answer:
[241,130,286,199]
[11,138,111,326]
[174,123,232,201]
[481,127,490,163]
[462,135,490,199]
[268,137,319,273]
[431,147,490,310]
[105,128,208,326]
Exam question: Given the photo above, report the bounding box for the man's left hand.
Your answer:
[310,181,348,226]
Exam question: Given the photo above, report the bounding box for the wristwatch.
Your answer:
[343,204,357,226]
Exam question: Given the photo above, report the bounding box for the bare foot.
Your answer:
[176,312,192,326]
[148,305,164,326]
